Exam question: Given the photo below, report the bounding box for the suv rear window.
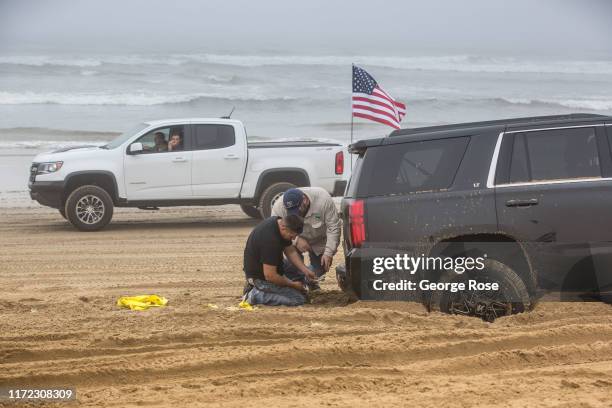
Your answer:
[356,137,469,197]
[508,127,600,183]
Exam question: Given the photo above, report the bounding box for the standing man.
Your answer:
[271,187,341,289]
[243,214,317,306]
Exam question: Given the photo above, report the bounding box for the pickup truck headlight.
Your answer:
[37,161,63,174]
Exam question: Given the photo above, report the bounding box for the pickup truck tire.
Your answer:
[258,182,297,219]
[429,259,530,322]
[240,204,262,219]
[64,185,114,231]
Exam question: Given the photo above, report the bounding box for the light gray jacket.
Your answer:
[271,187,341,257]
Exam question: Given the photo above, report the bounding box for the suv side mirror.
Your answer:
[129,142,144,154]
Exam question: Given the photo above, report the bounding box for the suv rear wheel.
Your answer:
[428,259,530,322]
[65,185,114,231]
[258,182,296,219]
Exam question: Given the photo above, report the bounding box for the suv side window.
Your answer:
[358,137,469,197]
[192,124,235,150]
[508,127,600,183]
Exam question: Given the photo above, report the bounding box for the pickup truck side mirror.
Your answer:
[129,142,144,154]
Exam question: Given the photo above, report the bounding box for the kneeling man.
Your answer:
[243,215,317,306]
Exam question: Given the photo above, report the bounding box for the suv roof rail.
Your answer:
[389,113,610,137]
[348,138,384,154]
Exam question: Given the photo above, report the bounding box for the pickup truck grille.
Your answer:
[29,163,39,183]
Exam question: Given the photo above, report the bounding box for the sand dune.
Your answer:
[1,206,611,407]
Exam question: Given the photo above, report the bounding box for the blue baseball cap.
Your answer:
[283,188,304,215]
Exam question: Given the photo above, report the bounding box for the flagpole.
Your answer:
[350,63,354,170]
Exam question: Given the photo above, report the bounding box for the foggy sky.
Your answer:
[1,0,611,57]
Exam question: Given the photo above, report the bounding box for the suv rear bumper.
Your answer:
[29,181,64,209]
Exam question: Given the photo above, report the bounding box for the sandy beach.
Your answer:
[0,205,611,407]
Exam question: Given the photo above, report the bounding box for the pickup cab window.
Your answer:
[192,124,235,150]
[133,126,185,153]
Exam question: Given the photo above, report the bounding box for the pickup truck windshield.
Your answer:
[101,123,149,149]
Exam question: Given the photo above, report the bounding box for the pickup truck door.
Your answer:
[190,123,247,198]
[124,125,192,200]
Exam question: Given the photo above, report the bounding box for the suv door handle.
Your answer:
[224,154,239,160]
[172,157,188,163]
[506,198,539,207]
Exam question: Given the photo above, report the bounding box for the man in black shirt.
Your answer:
[243,215,316,306]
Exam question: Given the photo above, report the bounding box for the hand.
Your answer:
[321,255,333,273]
[295,237,311,253]
[292,281,307,293]
[302,268,316,281]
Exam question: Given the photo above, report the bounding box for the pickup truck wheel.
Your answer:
[240,204,262,219]
[258,182,297,219]
[59,207,67,219]
[65,185,114,231]
[428,259,530,322]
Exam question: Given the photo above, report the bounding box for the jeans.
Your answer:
[246,279,306,306]
[283,251,324,281]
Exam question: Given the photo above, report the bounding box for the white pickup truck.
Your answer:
[28,118,348,231]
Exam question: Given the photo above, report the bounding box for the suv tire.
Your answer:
[240,204,263,219]
[258,182,296,219]
[428,259,530,322]
[65,185,114,231]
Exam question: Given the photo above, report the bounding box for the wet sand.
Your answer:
[1,206,611,407]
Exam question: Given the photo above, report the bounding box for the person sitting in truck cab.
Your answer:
[153,132,168,152]
[168,133,183,151]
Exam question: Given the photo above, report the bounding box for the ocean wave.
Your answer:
[0,127,119,138]
[1,89,610,112]
[0,55,183,68]
[0,140,107,150]
[500,98,612,111]
[189,54,612,75]
[399,97,612,112]
[0,91,299,106]
[2,54,612,75]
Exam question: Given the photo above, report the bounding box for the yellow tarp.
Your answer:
[238,300,255,311]
[117,295,168,311]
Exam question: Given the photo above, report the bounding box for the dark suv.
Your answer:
[336,114,612,321]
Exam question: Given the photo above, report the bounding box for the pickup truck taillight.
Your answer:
[349,199,365,248]
[335,151,344,175]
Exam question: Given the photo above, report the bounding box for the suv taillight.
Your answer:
[349,199,365,247]
[335,151,344,175]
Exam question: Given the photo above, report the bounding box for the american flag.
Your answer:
[352,65,406,130]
